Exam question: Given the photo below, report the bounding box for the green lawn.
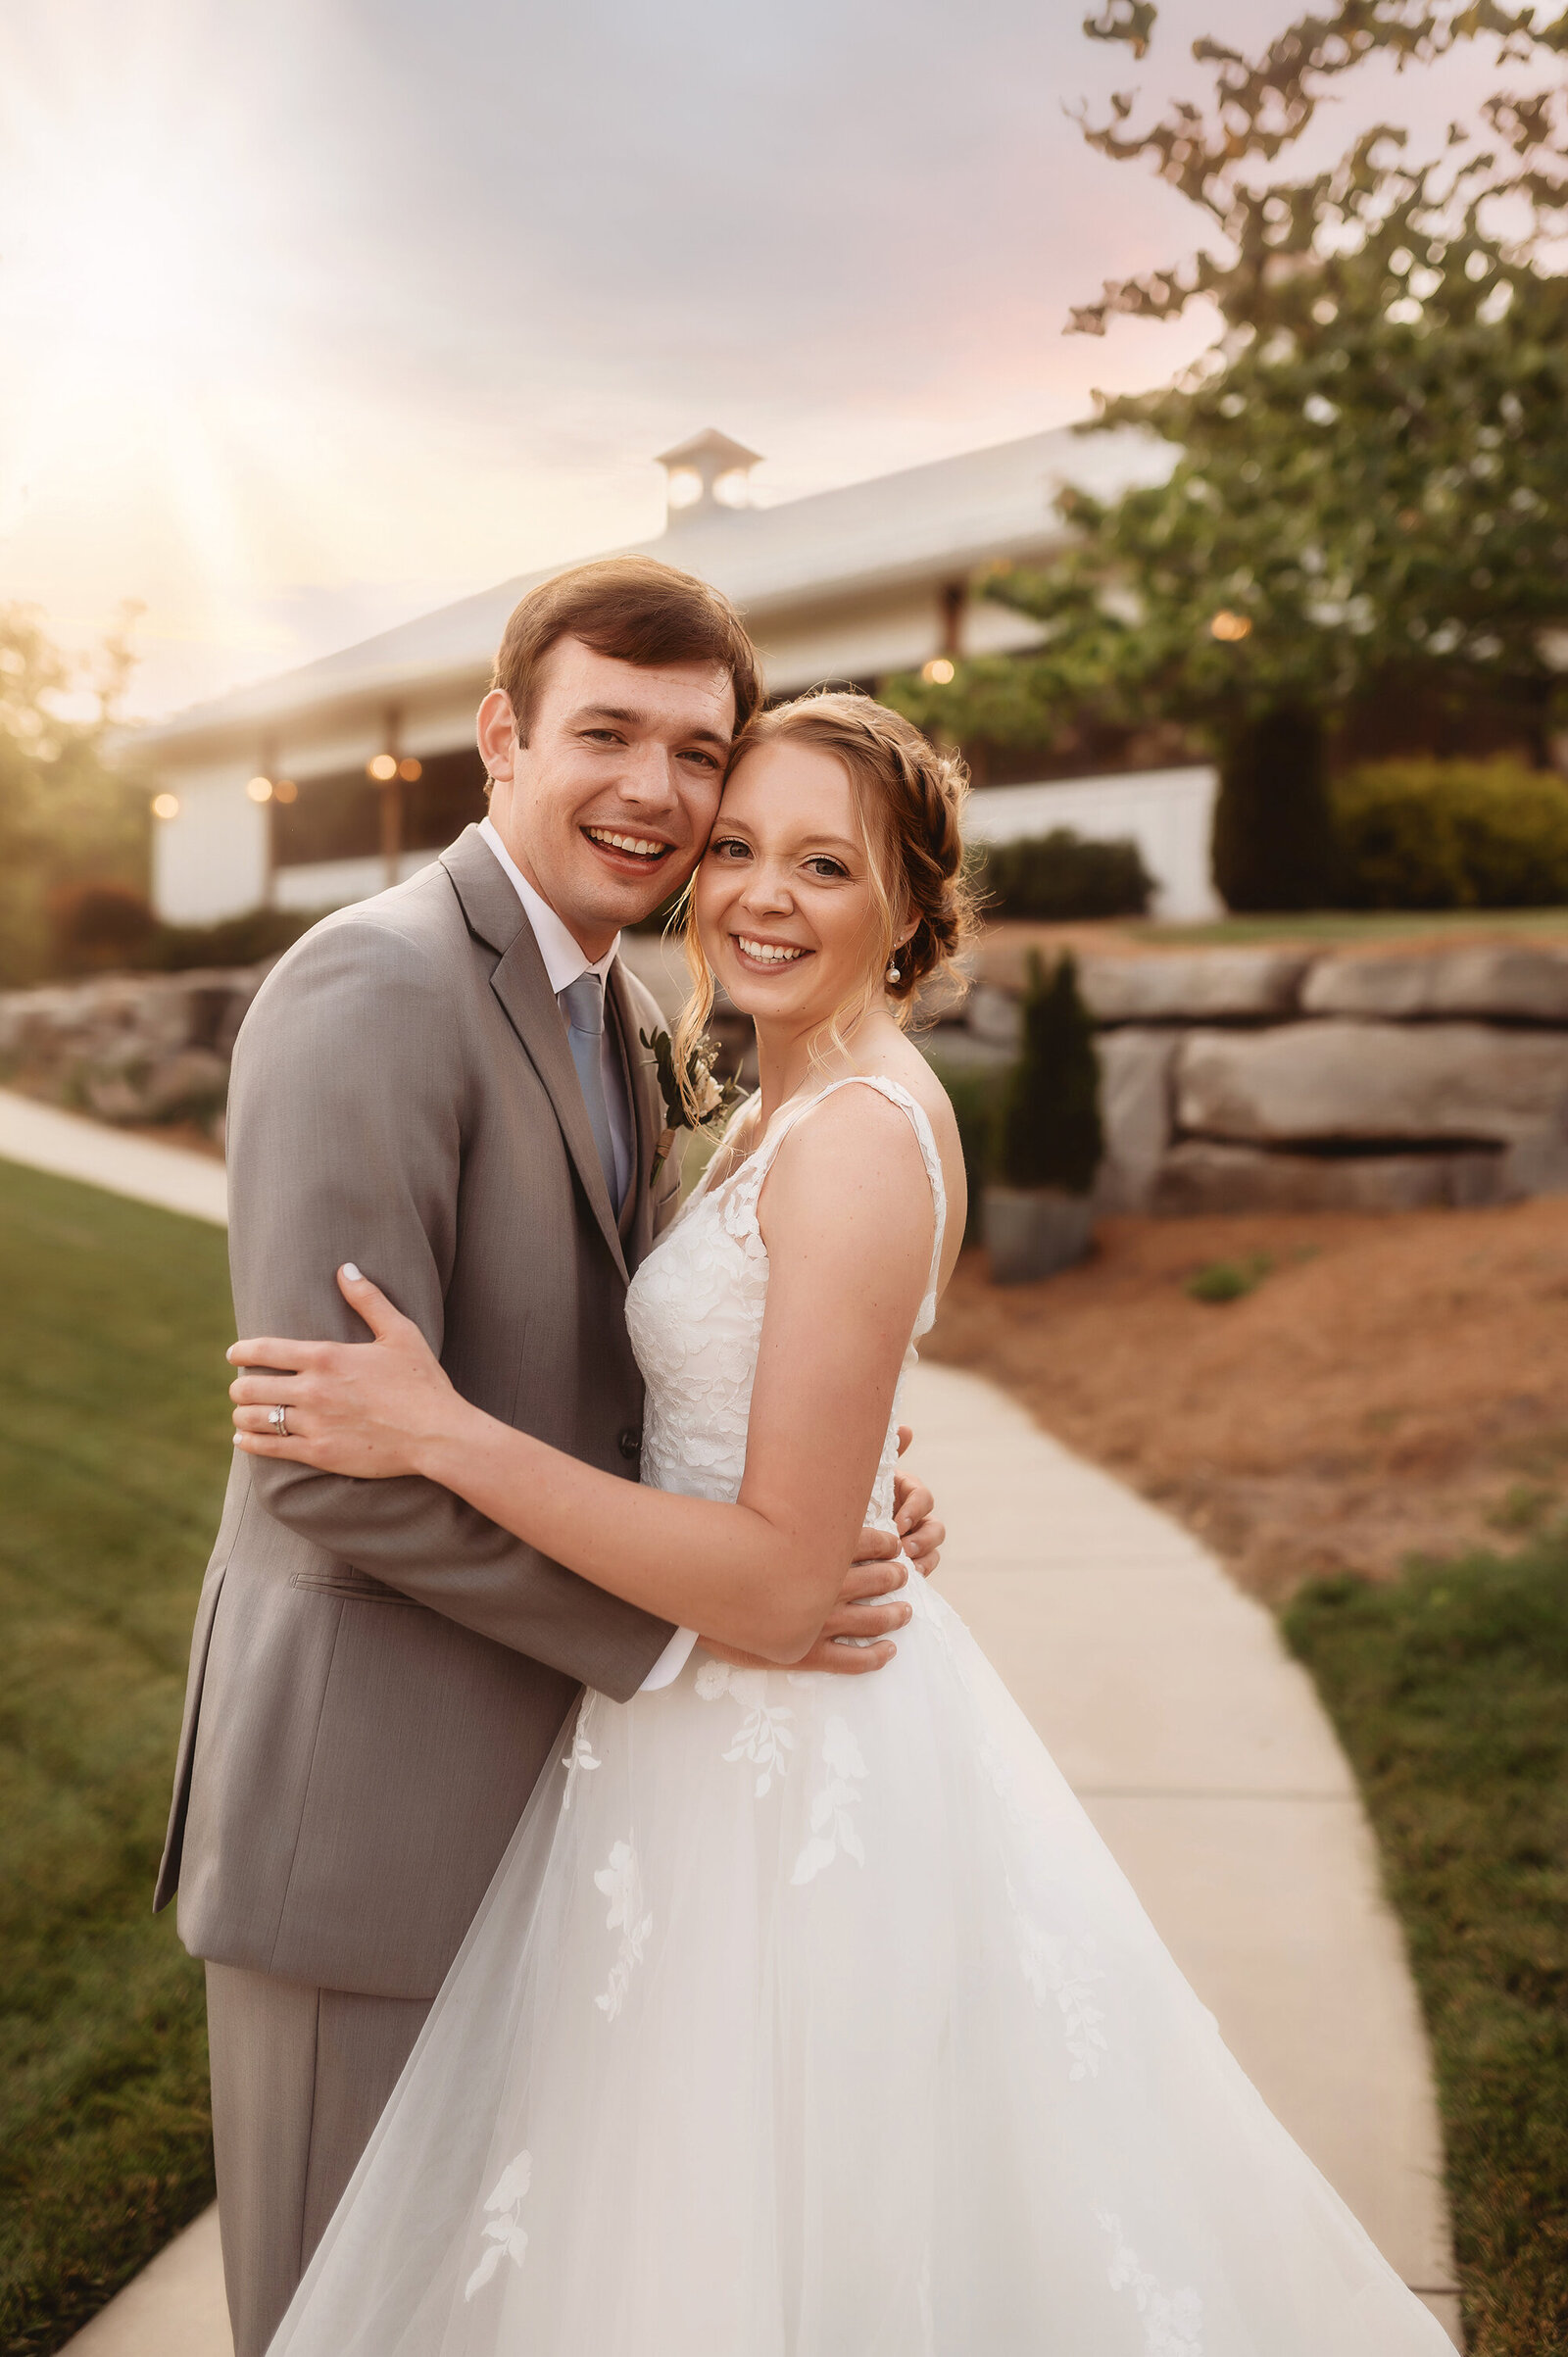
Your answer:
[0,1158,233,2356]
[1286,1540,1568,2357]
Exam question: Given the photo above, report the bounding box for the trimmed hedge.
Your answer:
[1332,758,1568,910]
[972,828,1152,921]
[47,884,322,977]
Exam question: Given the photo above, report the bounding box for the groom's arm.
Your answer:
[227,915,675,1702]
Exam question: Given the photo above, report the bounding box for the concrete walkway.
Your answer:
[0,1089,227,1226]
[5,1108,1459,2353]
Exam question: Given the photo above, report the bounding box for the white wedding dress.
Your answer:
[269,1075,1453,2356]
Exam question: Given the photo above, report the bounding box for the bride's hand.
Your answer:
[228,1265,465,1479]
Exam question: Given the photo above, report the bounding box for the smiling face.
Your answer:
[693,737,895,1032]
[478,635,736,958]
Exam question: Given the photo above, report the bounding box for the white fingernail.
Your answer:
[342,1262,362,1282]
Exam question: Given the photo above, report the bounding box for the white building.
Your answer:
[135,423,1221,924]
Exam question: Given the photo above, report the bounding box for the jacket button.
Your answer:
[618,1427,642,1460]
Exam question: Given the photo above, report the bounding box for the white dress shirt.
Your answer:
[477,817,697,1694]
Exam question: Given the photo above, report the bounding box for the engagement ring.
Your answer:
[269,1404,289,1438]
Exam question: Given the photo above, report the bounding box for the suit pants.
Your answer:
[205,1961,430,2357]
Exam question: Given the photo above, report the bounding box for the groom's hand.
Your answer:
[892,1426,943,1578]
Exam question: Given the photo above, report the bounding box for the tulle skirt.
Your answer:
[268,1575,1452,2355]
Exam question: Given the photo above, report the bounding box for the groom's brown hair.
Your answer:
[493,556,763,744]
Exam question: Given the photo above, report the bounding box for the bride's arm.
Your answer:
[231,1091,933,1665]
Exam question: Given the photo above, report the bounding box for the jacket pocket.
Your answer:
[289,1565,420,1606]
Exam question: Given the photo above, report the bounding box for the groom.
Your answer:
[156,555,942,2357]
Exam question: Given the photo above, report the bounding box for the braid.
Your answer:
[682,687,976,1054]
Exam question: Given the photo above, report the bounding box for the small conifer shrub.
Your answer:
[993,951,1103,1196]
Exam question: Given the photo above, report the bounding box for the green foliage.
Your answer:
[890,6,1568,899]
[1332,756,1568,908]
[994,952,1103,1195]
[0,1161,232,2350]
[48,884,323,978]
[0,608,148,989]
[973,828,1152,920]
[1212,707,1339,911]
[1185,1252,1273,1303]
[1286,1537,1568,2354]
[924,1056,1004,1243]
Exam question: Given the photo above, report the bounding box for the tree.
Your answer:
[890,2,1568,908]
[0,608,147,985]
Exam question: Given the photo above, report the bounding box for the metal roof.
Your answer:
[133,420,1165,757]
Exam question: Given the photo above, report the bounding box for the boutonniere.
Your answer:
[641,1027,743,1191]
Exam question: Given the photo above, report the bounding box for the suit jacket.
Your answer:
[155,825,682,1999]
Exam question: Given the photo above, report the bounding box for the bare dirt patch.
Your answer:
[926,1198,1568,1599]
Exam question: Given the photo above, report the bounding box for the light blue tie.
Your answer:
[560,973,618,1204]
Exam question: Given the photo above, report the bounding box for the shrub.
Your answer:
[47,883,161,975]
[1212,707,1340,913]
[47,890,320,978]
[924,1057,1003,1245]
[1332,757,1568,909]
[154,906,319,971]
[972,828,1152,920]
[993,951,1103,1195]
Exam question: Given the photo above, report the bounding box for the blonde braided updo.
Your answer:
[672,689,975,1105]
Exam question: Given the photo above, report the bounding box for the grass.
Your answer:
[1285,1537,1568,2356]
[1139,906,1568,947]
[1185,1252,1274,1304]
[0,1157,234,2355]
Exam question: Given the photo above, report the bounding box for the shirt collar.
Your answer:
[479,815,619,996]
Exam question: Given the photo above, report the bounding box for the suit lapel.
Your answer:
[608,958,659,1269]
[442,827,628,1282]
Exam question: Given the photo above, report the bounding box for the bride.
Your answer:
[231,690,1451,2355]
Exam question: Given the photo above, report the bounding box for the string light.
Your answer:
[273,778,298,804]
[245,774,273,803]
[397,757,422,782]
[1209,611,1252,642]
[368,753,398,782]
[921,657,956,685]
[151,792,179,819]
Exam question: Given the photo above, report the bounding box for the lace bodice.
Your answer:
[625,1074,948,1528]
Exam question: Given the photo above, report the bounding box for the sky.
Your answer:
[0,0,1530,718]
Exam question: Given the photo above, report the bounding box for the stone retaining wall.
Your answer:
[9,941,1568,1216]
[0,968,263,1134]
[927,941,1568,1214]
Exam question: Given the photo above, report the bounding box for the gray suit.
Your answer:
[157,825,680,2351]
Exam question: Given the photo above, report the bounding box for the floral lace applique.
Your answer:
[593,1839,653,2020]
[1008,1885,1108,2080]
[561,1704,601,1810]
[464,2149,532,2301]
[792,1715,868,1884]
[1096,2209,1204,2356]
[695,1659,795,1796]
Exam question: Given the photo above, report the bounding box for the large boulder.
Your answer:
[1302,945,1568,1024]
[965,984,1023,1050]
[1079,949,1312,1026]
[1094,1028,1177,1214]
[1175,1020,1568,1146]
[1152,1140,1505,1215]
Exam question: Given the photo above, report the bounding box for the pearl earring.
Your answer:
[886,958,901,985]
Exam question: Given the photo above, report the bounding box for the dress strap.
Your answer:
[742,1074,948,1327]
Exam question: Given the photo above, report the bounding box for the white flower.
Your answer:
[791,1715,868,1884]
[692,1066,724,1120]
[465,2149,533,2300]
[560,1707,601,1809]
[594,1838,654,2019]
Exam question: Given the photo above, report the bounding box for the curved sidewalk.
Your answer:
[1,1093,1458,2353]
[909,1357,1460,2346]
